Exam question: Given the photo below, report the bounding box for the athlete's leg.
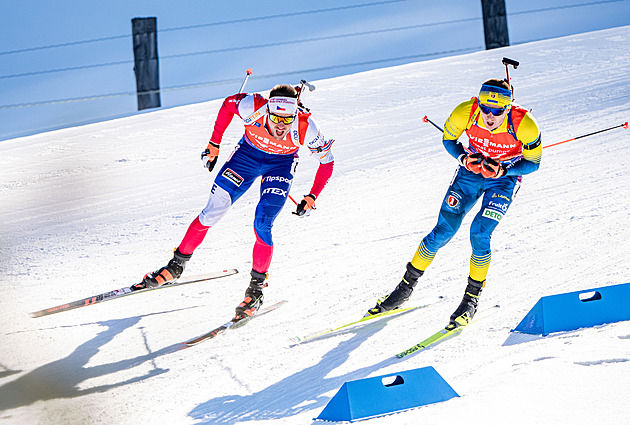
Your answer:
[368,169,484,315]
[467,176,518,281]
[449,176,519,327]
[178,142,259,255]
[251,159,295,273]
[410,169,484,271]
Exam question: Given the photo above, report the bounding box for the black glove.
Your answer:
[201,142,220,172]
[293,194,316,217]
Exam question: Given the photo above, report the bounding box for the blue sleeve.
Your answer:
[504,134,543,176]
[504,158,540,176]
[442,138,466,161]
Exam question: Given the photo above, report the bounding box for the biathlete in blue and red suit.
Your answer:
[138,84,335,318]
[367,78,542,327]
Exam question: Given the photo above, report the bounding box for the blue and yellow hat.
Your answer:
[478,84,512,109]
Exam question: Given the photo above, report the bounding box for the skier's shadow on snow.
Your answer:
[189,314,413,424]
[0,310,186,412]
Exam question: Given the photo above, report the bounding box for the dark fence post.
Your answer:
[481,0,510,50]
[131,17,160,110]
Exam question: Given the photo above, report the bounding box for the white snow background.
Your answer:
[1,26,629,425]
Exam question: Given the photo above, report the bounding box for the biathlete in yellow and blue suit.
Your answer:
[368,78,542,327]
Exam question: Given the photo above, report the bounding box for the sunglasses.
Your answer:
[268,112,296,124]
[479,104,507,116]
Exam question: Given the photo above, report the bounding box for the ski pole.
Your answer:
[238,68,253,93]
[422,115,443,132]
[543,122,628,149]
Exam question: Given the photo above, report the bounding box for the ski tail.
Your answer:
[290,298,443,345]
[29,269,238,318]
[183,300,287,346]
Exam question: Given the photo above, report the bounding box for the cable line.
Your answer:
[1,0,622,56]
[509,0,625,16]
[0,0,406,55]
[0,17,477,80]
[0,46,479,110]
[1,0,624,76]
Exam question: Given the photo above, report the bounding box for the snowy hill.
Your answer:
[1,26,629,425]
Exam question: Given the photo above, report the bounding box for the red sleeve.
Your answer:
[210,93,247,145]
[309,161,334,198]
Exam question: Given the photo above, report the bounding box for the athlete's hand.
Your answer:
[460,152,485,174]
[293,194,316,217]
[201,142,220,172]
[480,157,506,178]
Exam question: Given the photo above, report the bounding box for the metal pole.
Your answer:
[132,17,160,110]
[481,0,510,50]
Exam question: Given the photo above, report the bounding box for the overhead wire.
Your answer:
[0,0,622,57]
[0,18,479,80]
[0,0,626,109]
[1,0,625,79]
[0,0,406,55]
[0,46,480,110]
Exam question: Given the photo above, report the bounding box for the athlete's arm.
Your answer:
[442,100,475,161]
[305,117,334,198]
[504,112,542,176]
[209,93,249,145]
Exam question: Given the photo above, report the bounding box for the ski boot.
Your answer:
[133,248,192,291]
[449,276,485,328]
[366,263,424,316]
[234,270,268,320]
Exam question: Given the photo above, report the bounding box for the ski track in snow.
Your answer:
[1,27,630,425]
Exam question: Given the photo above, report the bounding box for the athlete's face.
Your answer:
[267,112,294,140]
[479,104,508,131]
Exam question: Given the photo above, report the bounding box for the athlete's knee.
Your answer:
[199,184,232,227]
[470,230,491,253]
[253,217,273,246]
[424,210,462,250]
[469,215,497,252]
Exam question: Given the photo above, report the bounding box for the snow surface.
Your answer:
[1,26,630,425]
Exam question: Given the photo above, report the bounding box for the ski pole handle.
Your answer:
[289,194,316,211]
[238,68,253,93]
